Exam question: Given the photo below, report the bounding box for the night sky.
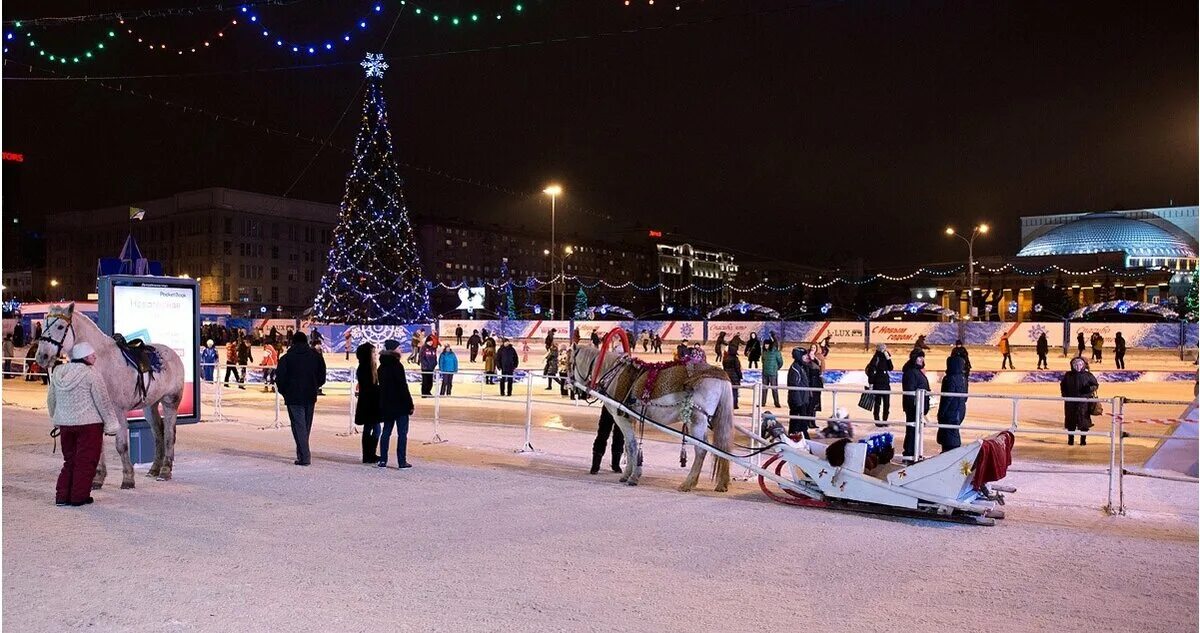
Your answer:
[3,0,1196,269]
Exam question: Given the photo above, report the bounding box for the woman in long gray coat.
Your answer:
[48,342,120,506]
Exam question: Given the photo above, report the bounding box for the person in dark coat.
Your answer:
[236,336,253,390]
[722,350,743,409]
[377,340,415,468]
[590,330,601,347]
[590,406,625,474]
[786,347,812,437]
[1113,332,1127,369]
[936,352,968,452]
[913,335,931,352]
[417,338,438,397]
[544,328,557,351]
[951,340,972,379]
[1035,332,1050,369]
[900,350,931,460]
[12,321,24,348]
[803,350,823,427]
[713,331,727,362]
[467,330,482,362]
[866,344,893,424]
[760,340,784,408]
[1077,331,1086,357]
[1060,356,1099,446]
[496,339,519,396]
[1090,332,1104,364]
[676,339,690,361]
[745,333,762,369]
[455,324,464,346]
[275,331,327,466]
[354,343,381,463]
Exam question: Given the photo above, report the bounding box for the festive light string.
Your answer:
[4,1,531,63]
[3,0,305,26]
[434,262,1177,293]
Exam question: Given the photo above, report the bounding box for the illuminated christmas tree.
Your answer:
[313,53,431,324]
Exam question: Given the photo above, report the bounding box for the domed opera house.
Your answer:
[932,206,1197,319]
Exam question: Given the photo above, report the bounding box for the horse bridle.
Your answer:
[38,313,75,365]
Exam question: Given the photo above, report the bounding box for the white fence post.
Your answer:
[429,370,446,444]
[914,387,926,461]
[1116,396,1127,516]
[517,371,535,453]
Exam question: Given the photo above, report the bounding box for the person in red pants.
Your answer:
[47,342,119,507]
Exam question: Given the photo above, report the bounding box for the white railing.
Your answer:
[17,358,1190,517]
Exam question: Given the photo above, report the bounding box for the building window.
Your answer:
[224,218,233,234]
[271,267,279,281]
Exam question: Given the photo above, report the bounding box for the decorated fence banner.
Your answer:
[959,322,1065,347]
[867,322,944,346]
[302,322,433,353]
[706,321,777,344]
[1068,323,1183,349]
[499,319,571,340]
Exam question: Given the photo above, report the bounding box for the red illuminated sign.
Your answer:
[648,230,663,238]
[2,152,24,163]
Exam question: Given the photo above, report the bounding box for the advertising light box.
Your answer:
[99,276,201,424]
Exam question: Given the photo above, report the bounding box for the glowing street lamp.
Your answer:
[945,224,989,319]
[543,184,563,316]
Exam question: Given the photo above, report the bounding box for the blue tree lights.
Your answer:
[312,53,431,324]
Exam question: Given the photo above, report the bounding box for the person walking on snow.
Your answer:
[343,329,353,361]
[377,340,414,468]
[455,324,464,346]
[866,343,894,424]
[1090,332,1104,364]
[723,348,743,409]
[354,343,381,464]
[48,342,120,506]
[714,331,727,362]
[274,331,327,466]
[438,344,458,396]
[901,350,931,460]
[496,339,520,397]
[543,344,559,390]
[1060,356,1098,446]
[261,342,279,392]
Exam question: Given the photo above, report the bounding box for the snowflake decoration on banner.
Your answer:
[361,52,388,78]
[1026,323,1047,343]
[679,322,695,339]
[358,325,412,346]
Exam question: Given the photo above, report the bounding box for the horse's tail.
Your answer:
[709,380,734,491]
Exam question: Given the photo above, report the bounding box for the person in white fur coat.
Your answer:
[47,342,120,507]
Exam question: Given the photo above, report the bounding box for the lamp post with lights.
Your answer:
[945,223,988,319]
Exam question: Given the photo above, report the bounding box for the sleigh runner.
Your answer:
[573,327,1015,526]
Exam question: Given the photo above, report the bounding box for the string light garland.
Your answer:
[433,262,1175,294]
[312,52,432,324]
[4,1,532,63]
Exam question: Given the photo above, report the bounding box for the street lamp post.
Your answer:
[945,223,989,319]
[560,246,573,317]
[543,184,562,317]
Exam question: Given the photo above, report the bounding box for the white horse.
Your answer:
[35,303,186,489]
[572,338,734,492]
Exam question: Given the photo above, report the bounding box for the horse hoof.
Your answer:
[146,469,160,478]
[120,481,135,490]
[91,483,104,491]
[627,480,638,487]
[714,485,729,493]
[678,484,693,492]
[618,476,629,483]
[156,472,172,482]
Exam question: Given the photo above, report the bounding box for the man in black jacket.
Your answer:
[467,330,482,363]
[786,347,812,437]
[275,332,327,466]
[901,350,931,461]
[418,339,438,397]
[236,335,253,390]
[496,339,520,396]
[377,340,415,468]
[455,325,464,346]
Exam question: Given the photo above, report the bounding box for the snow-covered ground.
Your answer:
[3,385,1196,631]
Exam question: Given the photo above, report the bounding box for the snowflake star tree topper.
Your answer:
[361,52,389,78]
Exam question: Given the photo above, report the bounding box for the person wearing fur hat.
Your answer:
[199,339,218,383]
[48,342,120,506]
[786,347,813,437]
